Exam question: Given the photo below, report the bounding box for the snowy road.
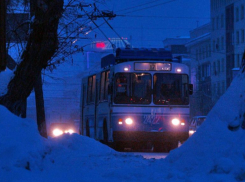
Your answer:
[124,152,168,159]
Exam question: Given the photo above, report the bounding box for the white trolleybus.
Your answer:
[80,48,193,152]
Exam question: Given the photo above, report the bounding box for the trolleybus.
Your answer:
[80,48,193,151]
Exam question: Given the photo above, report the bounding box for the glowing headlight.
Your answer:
[65,129,75,134]
[189,130,195,135]
[176,68,182,73]
[124,67,129,71]
[171,118,180,126]
[53,128,63,137]
[125,118,133,125]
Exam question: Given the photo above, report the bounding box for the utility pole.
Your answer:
[0,0,7,71]
[31,0,48,138]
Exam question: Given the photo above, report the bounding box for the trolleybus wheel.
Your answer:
[166,141,178,152]
[103,120,108,143]
[86,120,90,137]
[153,142,165,152]
[113,141,125,151]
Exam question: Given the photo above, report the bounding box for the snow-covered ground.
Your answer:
[1,67,245,181]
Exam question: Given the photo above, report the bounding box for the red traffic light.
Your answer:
[96,42,105,48]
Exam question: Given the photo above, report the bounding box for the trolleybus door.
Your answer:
[94,79,100,139]
[81,83,86,135]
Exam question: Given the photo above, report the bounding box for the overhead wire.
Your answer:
[78,2,210,47]
[116,14,210,20]
[119,0,178,15]
[101,26,204,30]
[116,0,165,13]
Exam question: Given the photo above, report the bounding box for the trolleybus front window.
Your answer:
[153,73,189,105]
[114,73,151,104]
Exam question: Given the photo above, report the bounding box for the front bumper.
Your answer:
[113,131,189,142]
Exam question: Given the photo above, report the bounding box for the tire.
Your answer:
[166,141,178,152]
[86,120,90,137]
[153,141,178,153]
[113,141,125,152]
[153,142,165,152]
[103,120,108,143]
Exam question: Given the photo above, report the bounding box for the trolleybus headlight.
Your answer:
[125,118,133,125]
[53,128,63,137]
[124,67,129,71]
[176,68,182,73]
[171,118,180,126]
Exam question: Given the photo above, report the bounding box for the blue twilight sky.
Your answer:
[86,0,210,48]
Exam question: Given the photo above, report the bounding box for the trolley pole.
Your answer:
[0,0,7,71]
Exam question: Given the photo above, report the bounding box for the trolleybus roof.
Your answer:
[101,48,173,68]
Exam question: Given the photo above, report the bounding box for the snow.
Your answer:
[0,68,14,96]
[1,70,245,181]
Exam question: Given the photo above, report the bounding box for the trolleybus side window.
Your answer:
[100,72,105,101]
[153,73,189,105]
[87,75,96,103]
[82,83,87,106]
[114,73,151,104]
[100,70,110,101]
[105,71,110,100]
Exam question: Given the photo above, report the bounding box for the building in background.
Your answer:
[6,10,29,66]
[162,37,190,64]
[186,23,212,116]
[210,0,245,101]
[186,0,245,116]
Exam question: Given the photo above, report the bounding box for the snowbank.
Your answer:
[1,72,245,181]
[166,72,245,181]
[0,105,45,181]
[0,68,14,96]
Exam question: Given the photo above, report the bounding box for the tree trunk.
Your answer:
[242,50,245,73]
[31,0,48,138]
[0,0,7,71]
[0,0,64,117]
[34,73,47,138]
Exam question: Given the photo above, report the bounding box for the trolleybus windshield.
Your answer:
[153,73,189,105]
[114,73,152,104]
[113,72,189,105]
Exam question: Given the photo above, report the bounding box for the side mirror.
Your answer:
[189,84,193,95]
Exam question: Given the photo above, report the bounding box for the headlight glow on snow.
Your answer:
[171,118,180,126]
[53,128,63,137]
[125,118,133,125]
[189,130,195,134]
[65,129,75,134]
[189,130,195,137]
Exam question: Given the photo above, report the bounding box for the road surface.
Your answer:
[124,152,168,159]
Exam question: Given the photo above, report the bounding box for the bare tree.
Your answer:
[0,0,107,137]
[0,0,64,117]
